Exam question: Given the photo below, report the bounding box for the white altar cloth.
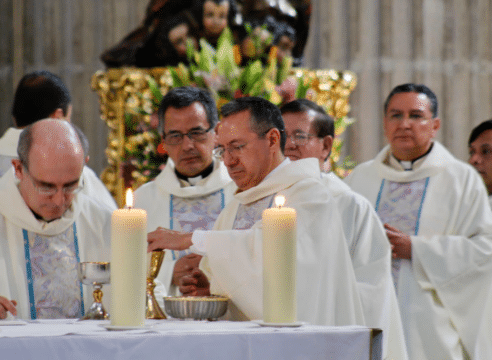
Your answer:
[0,319,381,360]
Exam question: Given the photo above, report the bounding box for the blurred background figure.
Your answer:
[468,119,492,207]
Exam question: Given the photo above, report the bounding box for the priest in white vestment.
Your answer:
[0,123,117,210]
[0,120,112,320]
[345,83,492,359]
[0,70,117,210]
[280,99,407,360]
[468,119,492,209]
[148,97,365,327]
[135,87,236,301]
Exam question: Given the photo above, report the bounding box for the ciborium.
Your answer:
[146,251,166,319]
[78,262,110,320]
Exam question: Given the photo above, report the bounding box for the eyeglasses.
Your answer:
[213,143,248,160]
[213,128,273,160]
[387,112,433,123]
[23,166,84,197]
[286,132,318,146]
[163,127,212,145]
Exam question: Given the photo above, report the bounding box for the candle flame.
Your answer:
[126,188,134,208]
[275,195,285,208]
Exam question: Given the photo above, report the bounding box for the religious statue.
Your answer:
[100,0,311,68]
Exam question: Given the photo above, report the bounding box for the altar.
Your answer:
[0,319,381,360]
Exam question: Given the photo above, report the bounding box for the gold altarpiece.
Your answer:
[91,67,357,207]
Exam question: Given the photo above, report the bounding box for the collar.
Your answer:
[175,162,214,186]
[386,143,434,171]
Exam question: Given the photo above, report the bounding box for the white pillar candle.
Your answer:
[262,195,297,323]
[110,189,147,327]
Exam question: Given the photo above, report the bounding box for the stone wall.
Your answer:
[304,0,492,164]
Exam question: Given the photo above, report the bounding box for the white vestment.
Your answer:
[0,169,113,320]
[134,159,236,300]
[322,172,408,360]
[0,128,22,177]
[0,127,117,210]
[345,142,492,359]
[196,158,365,326]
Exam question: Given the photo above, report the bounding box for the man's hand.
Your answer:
[147,227,193,252]
[384,223,412,259]
[172,254,202,286]
[179,268,210,296]
[0,297,17,319]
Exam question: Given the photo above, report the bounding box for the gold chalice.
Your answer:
[78,262,110,320]
[146,250,166,319]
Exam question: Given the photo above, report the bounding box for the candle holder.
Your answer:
[78,262,110,320]
[146,250,167,319]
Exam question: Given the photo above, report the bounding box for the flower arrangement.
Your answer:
[122,27,355,188]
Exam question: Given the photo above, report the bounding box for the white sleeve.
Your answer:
[190,230,209,255]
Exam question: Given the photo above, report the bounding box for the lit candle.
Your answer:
[262,195,297,323]
[110,188,147,327]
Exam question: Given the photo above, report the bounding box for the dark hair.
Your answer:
[157,86,218,135]
[220,97,286,152]
[280,99,334,138]
[469,119,492,145]
[12,70,71,128]
[383,83,438,118]
[273,20,296,45]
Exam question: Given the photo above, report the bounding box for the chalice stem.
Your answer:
[146,251,166,319]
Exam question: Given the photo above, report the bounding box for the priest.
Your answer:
[0,70,117,210]
[148,97,365,326]
[0,120,112,320]
[468,119,492,208]
[135,87,236,299]
[280,99,407,360]
[345,83,492,359]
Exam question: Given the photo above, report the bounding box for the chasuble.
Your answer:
[345,141,492,360]
[134,159,236,300]
[194,158,365,326]
[0,169,112,320]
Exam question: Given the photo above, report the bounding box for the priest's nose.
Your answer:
[50,188,66,206]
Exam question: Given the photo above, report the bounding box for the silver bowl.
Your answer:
[163,295,229,320]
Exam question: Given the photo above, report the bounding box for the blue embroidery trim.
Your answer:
[73,223,85,316]
[170,194,176,260]
[375,179,386,212]
[22,223,84,319]
[220,189,225,209]
[414,177,430,236]
[22,229,36,320]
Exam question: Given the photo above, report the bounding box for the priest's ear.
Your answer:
[11,159,24,180]
[265,128,282,150]
[322,135,334,162]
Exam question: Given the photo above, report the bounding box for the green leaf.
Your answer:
[186,38,195,62]
[277,56,293,84]
[295,76,310,99]
[216,28,239,79]
[241,60,263,94]
[170,68,185,87]
[198,39,216,73]
[147,77,163,103]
